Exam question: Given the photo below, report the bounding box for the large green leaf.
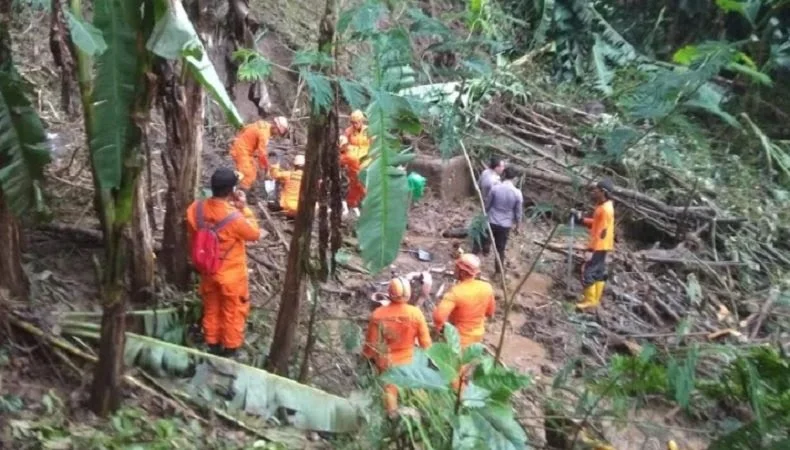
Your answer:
[60,322,364,433]
[65,10,107,56]
[146,0,243,128]
[453,406,529,450]
[0,65,51,216]
[382,349,450,390]
[89,0,143,191]
[356,91,419,272]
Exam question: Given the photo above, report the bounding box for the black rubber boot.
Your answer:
[208,344,223,355]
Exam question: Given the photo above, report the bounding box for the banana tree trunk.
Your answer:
[129,178,154,303]
[159,63,205,290]
[0,190,28,298]
[265,0,335,376]
[90,210,130,414]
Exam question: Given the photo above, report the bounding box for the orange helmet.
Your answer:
[272,116,289,135]
[455,253,481,277]
[350,110,365,123]
[388,277,411,303]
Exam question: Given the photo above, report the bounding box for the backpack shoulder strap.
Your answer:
[212,210,242,233]
[196,201,207,229]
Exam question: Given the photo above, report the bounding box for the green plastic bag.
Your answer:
[407,172,426,202]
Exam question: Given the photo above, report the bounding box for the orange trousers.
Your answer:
[200,278,250,350]
[346,178,366,208]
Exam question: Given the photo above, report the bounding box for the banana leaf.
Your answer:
[60,322,364,433]
[146,0,243,128]
[355,91,417,273]
[0,65,51,216]
[90,0,142,191]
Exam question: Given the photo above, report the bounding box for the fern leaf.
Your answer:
[339,78,368,109]
[303,70,334,113]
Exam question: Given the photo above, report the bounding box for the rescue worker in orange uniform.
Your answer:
[344,110,371,164]
[269,154,304,218]
[338,135,365,216]
[186,168,262,357]
[229,116,289,191]
[570,178,615,310]
[433,253,496,349]
[363,278,432,418]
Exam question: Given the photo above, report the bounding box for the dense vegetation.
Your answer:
[1,0,788,448]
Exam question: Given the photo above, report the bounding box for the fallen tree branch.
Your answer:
[257,201,290,252]
[750,287,779,339]
[10,316,205,423]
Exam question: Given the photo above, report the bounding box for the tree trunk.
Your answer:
[159,64,205,290]
[0,190,28,298]
[265,0,336,377]
[89,225,128,414]
[129,179,154,303]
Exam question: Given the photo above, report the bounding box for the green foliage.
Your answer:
[60,319,363,434]
[6,394,262,450]
[232,48,273,82]
[0,58,51,217]
[381,324,530,449]
[337,5,424,272]
[66,11,108,56]
[89,0,142,192]
[147,0,243,128]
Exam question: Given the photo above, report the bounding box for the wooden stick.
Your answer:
[458,141,509,299]
[257,200,290,252]
[750,288,779,339]
[495,222,561,364]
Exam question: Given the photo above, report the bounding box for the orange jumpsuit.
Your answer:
[229,121,272,190]
[363,301,432,414]
[433,278,496,349]
[344,125,370,164]
[270,165,303,217]
[186,198,262,349]
[339,148,366,208]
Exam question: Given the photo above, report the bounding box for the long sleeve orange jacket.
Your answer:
[363,302,432,371]
[433,279,496,348]
[186,198,262,291]
[229,121,272,188]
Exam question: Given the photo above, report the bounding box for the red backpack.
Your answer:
[191,201,241,276]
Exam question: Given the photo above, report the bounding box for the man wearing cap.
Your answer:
[571,178,615,310]
[270,154,305,218]
[229,116,289,191]
[186,168,263,357]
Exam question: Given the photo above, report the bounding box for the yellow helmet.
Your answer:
[272,116,289,135]
[350,110,365,123]
[455,253,481,277]
[388,277,411,303]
